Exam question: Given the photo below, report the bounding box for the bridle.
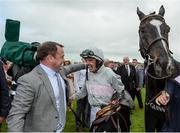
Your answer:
[139,14,173,79]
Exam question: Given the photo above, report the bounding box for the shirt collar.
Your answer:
[40,63,56,77]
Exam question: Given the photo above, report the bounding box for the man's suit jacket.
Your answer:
[7,63,85,132]
[116,64,137,91]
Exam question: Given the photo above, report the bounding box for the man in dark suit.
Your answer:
[7,41,85,132]
[132,59,143,108]
[0,58,11,130]
[116,56,137,101]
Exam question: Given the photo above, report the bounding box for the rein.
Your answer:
[139,14,173,79]
[68,105,87,127]
[140,14,165,23]
[144,55,172,80]
[139,14,172,55]
[145,68,171,80]
[145,79,169,113]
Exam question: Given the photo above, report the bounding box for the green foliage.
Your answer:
[64,102,77,132]
[0,122,7,132]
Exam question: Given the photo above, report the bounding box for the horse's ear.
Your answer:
[158,5,165,17]
[137,7,145,20]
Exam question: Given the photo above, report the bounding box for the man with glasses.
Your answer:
[69,47,133,131]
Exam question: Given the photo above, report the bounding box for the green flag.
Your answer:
[5,19,20,41]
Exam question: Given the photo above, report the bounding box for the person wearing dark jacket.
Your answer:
[116,56,137,100]
[156,76,180,132]
[131,59,143,108]
[0,58,11,130]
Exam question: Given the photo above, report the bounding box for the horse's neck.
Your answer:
[147,77,166,91]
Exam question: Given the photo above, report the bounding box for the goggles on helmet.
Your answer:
[80,49,103,61]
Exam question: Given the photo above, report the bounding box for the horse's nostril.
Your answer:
[156,69,161,76]
[167,65,174,75]
[154,64,162,77]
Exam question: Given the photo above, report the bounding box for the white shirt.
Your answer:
[40,64,66,131]
[125,64,130,76]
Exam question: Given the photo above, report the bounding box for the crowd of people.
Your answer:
[0,41,179,132]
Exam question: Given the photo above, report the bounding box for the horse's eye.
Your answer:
[162,24,170,33]
[166,25,170,32]
[140,29,145,34]
[141,30,144,33]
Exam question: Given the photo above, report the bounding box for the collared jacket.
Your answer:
[162,76,180,132]
[75,65,133,108]
[7,63,85,132]
[116,64,138,91]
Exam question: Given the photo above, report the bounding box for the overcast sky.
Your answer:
[0,0,180,63]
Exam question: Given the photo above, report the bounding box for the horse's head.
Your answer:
[137,5,175,79]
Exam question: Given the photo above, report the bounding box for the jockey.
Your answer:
[69,47,133,131]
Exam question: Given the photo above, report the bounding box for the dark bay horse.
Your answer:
[137,5,180,132]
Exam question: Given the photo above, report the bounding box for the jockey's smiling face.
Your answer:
[84,57,97,72]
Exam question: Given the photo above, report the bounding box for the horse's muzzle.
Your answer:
[154,57,174,77]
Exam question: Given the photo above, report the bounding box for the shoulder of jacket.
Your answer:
[172,75,180,86]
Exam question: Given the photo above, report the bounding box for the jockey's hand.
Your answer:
[111,99,119,105]
[155,91,170,106]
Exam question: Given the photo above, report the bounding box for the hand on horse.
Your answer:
[155,91,170,106]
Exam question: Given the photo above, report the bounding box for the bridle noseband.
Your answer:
[139,14,173,79]
[139,15,170,55]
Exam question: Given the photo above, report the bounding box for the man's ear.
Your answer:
[47,55,54,62]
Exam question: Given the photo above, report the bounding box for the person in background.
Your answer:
[104,59,114,69]
[156,75,180,132]
[113,62,122,73]
[69,48,133,131]
[132,59,144,108]
[73,58,89,131]
[1,58,12,90]
[63,60,75,96]
[104,59,117,73]
[116,56,137,101]
[7,41,85,132]
[0,57,11,131]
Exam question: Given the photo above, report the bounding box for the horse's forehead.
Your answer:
[150,19,162,27]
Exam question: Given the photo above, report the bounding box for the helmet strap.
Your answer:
[94,60,103,73]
